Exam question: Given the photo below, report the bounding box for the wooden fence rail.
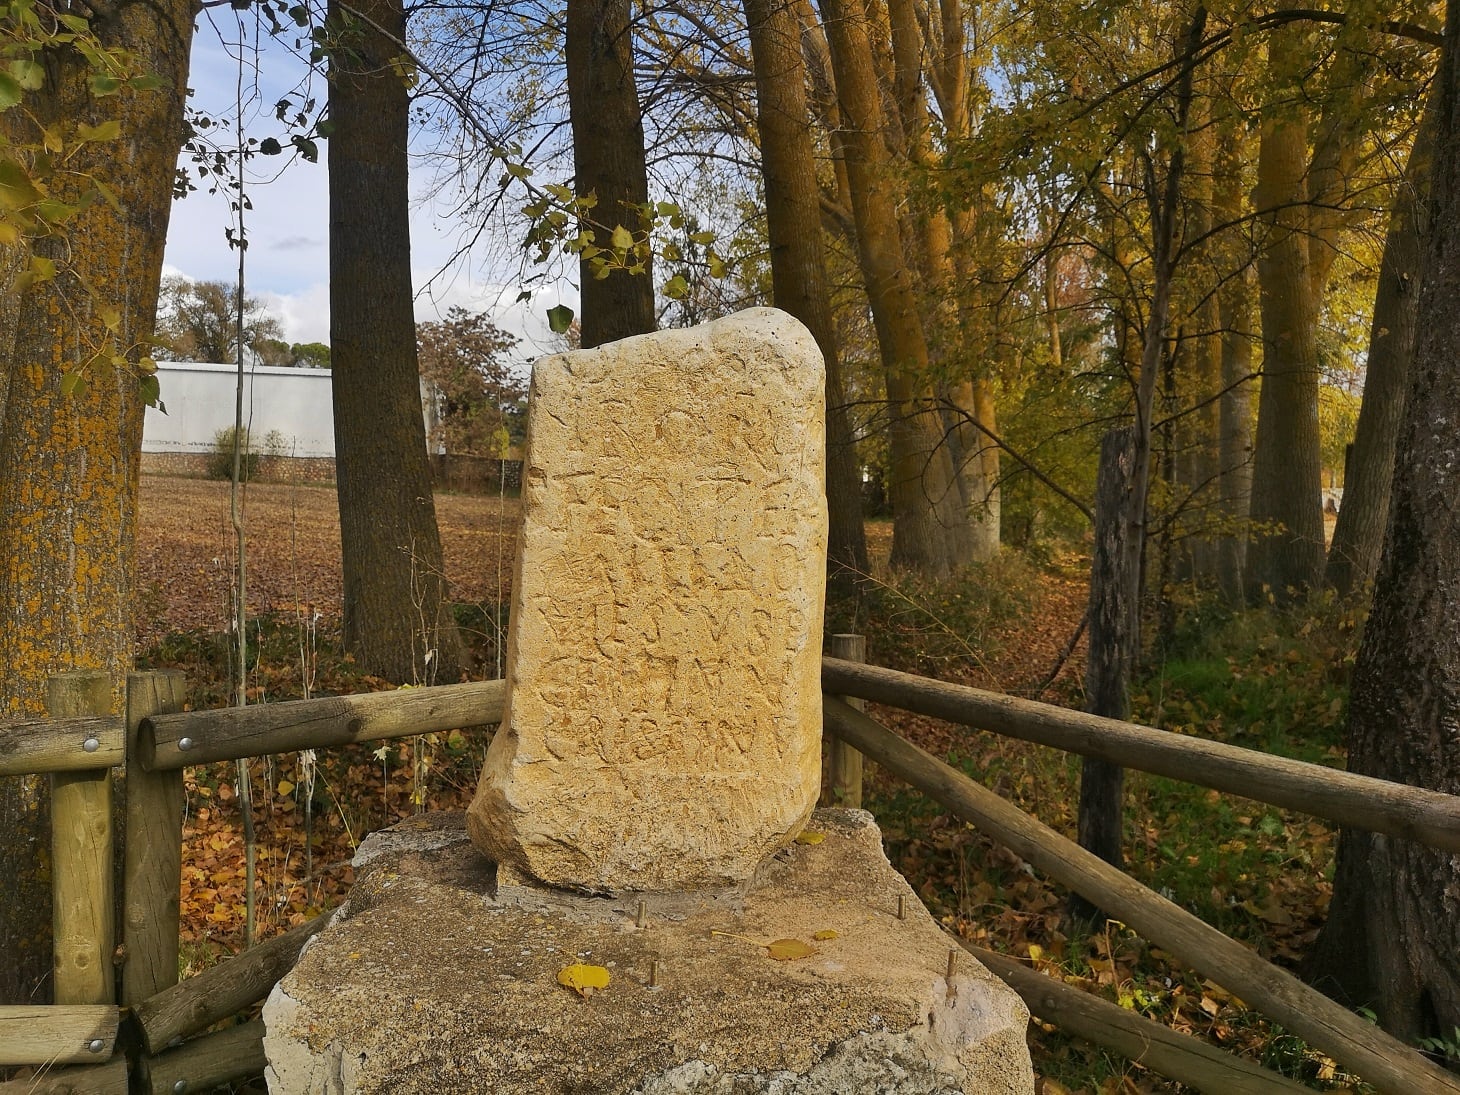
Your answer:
[823,655,1460,852]
[965,944,1313,1095]
[823,695,1460,1095]
[133,914,328,1054]
[140,679,505,769]
[0,1006,117,1066]
[0,715,124,776]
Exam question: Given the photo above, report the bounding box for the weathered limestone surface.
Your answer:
[262,810,1035,1095]
[467,308,828,893]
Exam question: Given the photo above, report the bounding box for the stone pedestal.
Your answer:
[263,810,1034,1094]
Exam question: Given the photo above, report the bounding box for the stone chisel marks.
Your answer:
[466,308,828,893]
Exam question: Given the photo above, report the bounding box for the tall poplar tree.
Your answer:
[743,0,867,581]
[0,0,195,1002]
[328,0,465,684]
[1305,1,1460,1037]
[566,0,655,349]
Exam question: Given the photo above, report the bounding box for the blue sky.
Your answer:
[162,11,574,359]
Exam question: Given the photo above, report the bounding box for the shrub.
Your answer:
[207,426,260,481]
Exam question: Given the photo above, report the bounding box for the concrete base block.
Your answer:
[263,809,1033,1095]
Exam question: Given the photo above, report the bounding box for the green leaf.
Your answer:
[663,274,689,299]
[34,199,78,225]
[129,74,166,92]
[316,118,336,138]
[259,137,283,155]
[0,159,43,213]
[89,73,122,96]
[0,73,22,112]
[58,14,92,32]
[288,3,310,25]
[291,135,318,162]
[515,290,532,304]
[8,59,45,92]
[59,371,88,398]
[92,179,121,212]
[546,304,574,334]
[610,224,633,252]
[139,373,161,408]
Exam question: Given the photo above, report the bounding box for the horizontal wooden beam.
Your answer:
[0,716,124,776]
[823,696,1460,1095]
[966,943,1312,1094]
[141,1018,265,1095]
[140,679,505,770]
[822,656,1460,852]
[0,1005,117,1066]
[133,914,328,1054]
[0,1057,128,1094]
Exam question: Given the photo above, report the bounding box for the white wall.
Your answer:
[142,361,336,458]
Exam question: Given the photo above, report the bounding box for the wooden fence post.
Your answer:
[826,633,866,809]
[122,671,187,1005]
[47,671,115,1005]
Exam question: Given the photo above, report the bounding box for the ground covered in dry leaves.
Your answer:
[138,475,1359,1094]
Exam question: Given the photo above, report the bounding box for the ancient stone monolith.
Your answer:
[466,308,827,893]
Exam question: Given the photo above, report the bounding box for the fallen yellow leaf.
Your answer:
[766,938,816,961]
[557,962,611,998]
[812,929,839,941]
[794,830,826,845]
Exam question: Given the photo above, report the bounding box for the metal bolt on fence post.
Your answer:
[173,1080,188,1094]
[178,737,194,752]
[83,737,100,753]
[88,1038,104,1052]
[896,895,906,920]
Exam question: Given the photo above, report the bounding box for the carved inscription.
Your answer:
[466,309,827,892]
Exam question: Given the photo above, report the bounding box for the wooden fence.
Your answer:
[2,651,1458,1094]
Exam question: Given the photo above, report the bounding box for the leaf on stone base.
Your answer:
[766,939,816,961]
[558,962,611,998]
[794,830,825,845]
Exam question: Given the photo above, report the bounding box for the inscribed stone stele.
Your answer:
[466,308,827,893]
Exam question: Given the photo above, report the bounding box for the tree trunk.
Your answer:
[743,0,868,583]
[1072,427,1140,923]
[329,0,465,684]
[1177,106,1221,585]
[0,0,194,1003]
[887,0,998,563]
[1304,5,1460,1038]
[1214,118,1254,606]
[1325,110,1434,597]
[566,0,655,349]
[820,0,965,578]
[1247,35,1326,601]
